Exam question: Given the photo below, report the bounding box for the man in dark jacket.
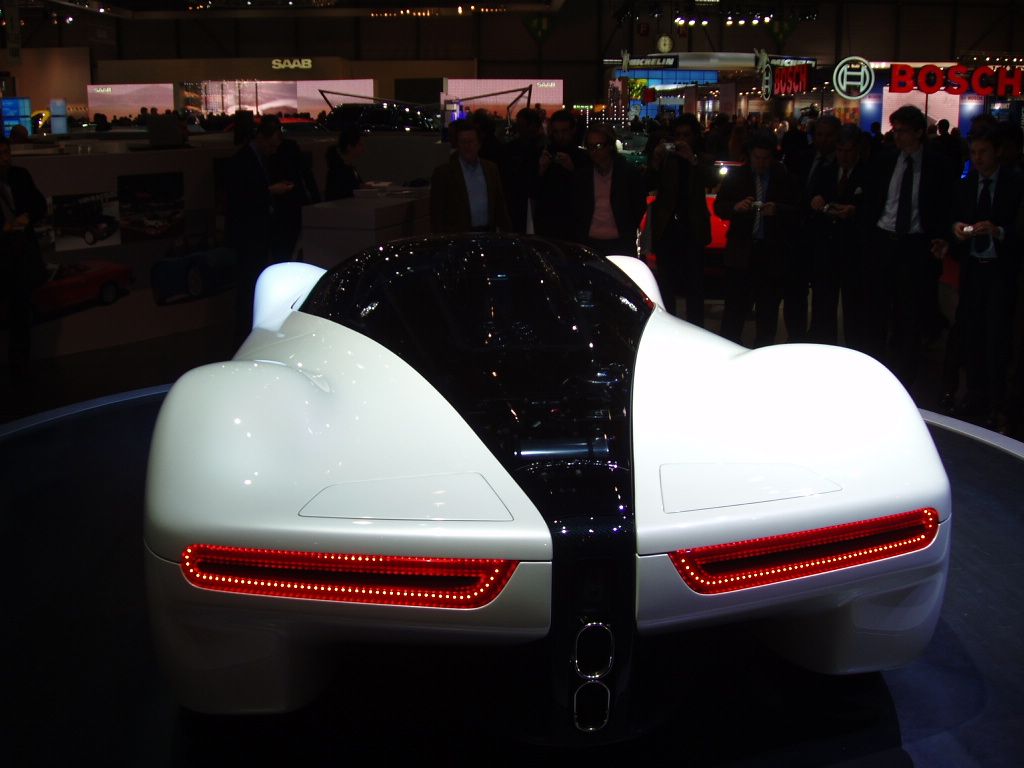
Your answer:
[571,124,647,257]
[430,120,511,233]
[714,131,800,347]
[1,135,48,375]
[500,107,544,233]
[860,105,954,386]
[532,109,589,241]
[947,126,1023,426]
[807,123,869,347]
[225,115,290,344]
[648,115,713,323]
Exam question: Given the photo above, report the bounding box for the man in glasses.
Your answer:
[571,124,647,258]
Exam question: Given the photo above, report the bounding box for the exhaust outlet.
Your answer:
[574,621,614,679]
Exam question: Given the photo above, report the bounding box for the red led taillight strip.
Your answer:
[180,544,518,608]
[669,508,939,595]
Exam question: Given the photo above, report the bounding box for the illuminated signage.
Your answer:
[271,58,313,70]
[769,56,816,67]
[627,55,678,69]
[833,56,875,100]
[889,64,1023,97]
[773,64,810,96]
[92,87,113,94]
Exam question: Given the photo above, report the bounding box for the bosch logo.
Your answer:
[833,56,875,100]
[760,64,774,101]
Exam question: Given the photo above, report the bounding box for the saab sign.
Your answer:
[271,58,313,70]
[889,64,1022,97]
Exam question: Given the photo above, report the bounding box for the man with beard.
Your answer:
[533,109,589,241]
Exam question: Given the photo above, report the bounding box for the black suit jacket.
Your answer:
[862,146,954,241]
[1,164,48,287]
[807,161,868,239]
[714,161,800,268]
[953,166,1023,274]
[2,165,47,225]
[225,143,274,262]
[570,155,647,244]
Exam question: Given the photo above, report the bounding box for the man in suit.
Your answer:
[500,108,544,233]
[948,126,1023,426]
[861,105,954,387]
[430,120,511,234]
[532,109,590,241]
[571,123,647,257]
[1,135,48,376]
[225,115,291,344]
[807,124,869,347]
[714,130,800,347]
[786,115,840,342]
[648,114,713,324]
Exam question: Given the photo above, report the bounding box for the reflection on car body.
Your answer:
[145,234,950,744]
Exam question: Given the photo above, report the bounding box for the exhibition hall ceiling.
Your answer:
[26,0,565,17]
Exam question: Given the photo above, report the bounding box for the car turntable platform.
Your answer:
[3,390,1021,767]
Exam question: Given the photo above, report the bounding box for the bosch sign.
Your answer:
[889,64,1022,97]
[773,64,810,96]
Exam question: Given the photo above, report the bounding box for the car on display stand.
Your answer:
[144,234,950,744]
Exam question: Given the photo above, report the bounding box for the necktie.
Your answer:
[0,181,15,225]
[973,178,993,253]
[837,167,850,199]
[895,155,914,234]
[753,173,765,238]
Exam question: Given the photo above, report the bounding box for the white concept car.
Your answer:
[145,234,950,743]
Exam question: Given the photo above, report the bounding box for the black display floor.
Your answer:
[2,391,1021,767]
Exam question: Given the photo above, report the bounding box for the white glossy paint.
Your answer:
[298,473,514,522]
[146,547,551,714]
[631,310,951,555]
[606,255,664,308]
[146,311,553,562]
[636,522,949,673]
[660,462,841,513]
[630,310,951,670]
[251,261,326,332]
[146,258,953,714]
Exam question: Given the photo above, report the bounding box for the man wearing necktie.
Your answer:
[785,114,840,343]
[947,127,1023,428]
[714,131,799,347]
[807,124,868,348]
[861,105,954,389]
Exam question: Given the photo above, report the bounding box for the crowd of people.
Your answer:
[408,105,1024,437]
[224,103,1023,436]
[8,101,1021,439]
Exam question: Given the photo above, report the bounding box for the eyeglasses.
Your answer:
[585,142,607,152]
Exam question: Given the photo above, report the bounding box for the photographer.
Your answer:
[532,109,589,241]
